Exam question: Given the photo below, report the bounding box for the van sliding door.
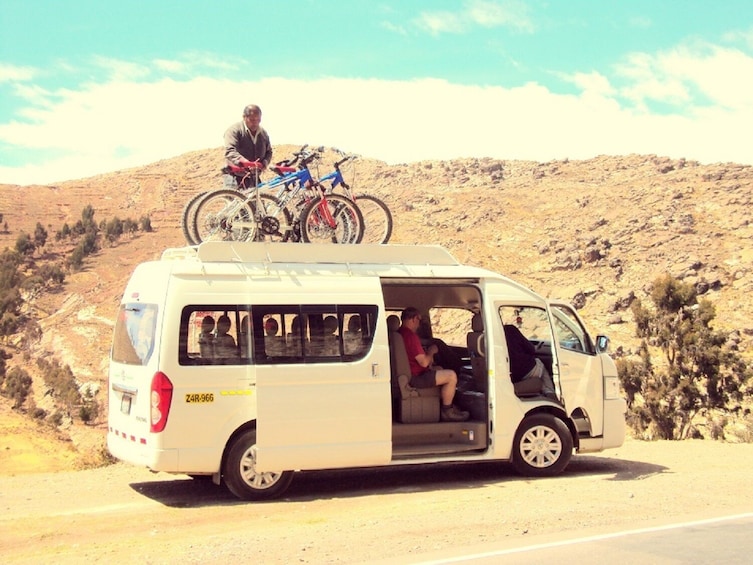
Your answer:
[254,276,392,473]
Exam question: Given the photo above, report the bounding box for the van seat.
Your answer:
[387,315,439,424]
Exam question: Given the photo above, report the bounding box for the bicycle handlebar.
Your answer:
[241,161,264,170]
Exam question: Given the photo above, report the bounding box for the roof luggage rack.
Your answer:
[167,241,460,267]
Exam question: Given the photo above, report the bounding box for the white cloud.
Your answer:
[415,0,533,35]
[2,44,753,185]
[414,10,462,34]
[91,56,152,81]
[466,0,534,32]
[615,41,753,112]
[0,62,36,83]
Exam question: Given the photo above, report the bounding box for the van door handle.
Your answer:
[372,363,379,378]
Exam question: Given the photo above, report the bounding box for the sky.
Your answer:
[1,0,753,185]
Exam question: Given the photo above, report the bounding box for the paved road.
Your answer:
[396,513,753,564]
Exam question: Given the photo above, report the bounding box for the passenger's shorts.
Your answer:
[410,368,437,388]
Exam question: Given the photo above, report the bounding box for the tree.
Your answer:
[618,274,752,439]
[33,222,48,249]
[14,232,35,256]
[139,215,152,232]
[1,366,32,409]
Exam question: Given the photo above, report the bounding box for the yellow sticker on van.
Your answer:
[185,393,215,403]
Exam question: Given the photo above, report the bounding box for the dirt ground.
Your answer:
[1,435,753,564]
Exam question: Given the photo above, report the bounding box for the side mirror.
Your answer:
[595,335,610,353]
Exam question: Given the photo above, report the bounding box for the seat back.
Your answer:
[387,315,409,396]
[466,313,487,391]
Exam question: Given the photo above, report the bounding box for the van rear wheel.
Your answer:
[512,414,573,477]
[223,429,294,501]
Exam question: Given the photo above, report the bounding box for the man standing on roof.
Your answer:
[224,104,272,188]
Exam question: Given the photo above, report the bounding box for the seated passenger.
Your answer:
[286,315,304,356]
[214,315,237,357]
[343,315,363,355]
[503,324,557,399]
[198,315,215,358]
[417,317,465,375]
[314,315,339,356]
[398,306,469,422]
[264,318,285,356]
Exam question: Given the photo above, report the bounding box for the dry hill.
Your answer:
[0,146,751,468]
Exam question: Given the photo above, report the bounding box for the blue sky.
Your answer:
[1,0,752,184]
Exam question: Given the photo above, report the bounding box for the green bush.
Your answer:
[618,273,753,440]
[1,366,32,409]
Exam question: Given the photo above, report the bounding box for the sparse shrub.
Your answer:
[139,215,153,232]
[68,246,85,271]
[38,358,82,413]
[14,232,35,256]
[78,386,100,424]
[618,273,752,440]
[33,222,48,249]
[49,410,64,427]
[1,366,32,409]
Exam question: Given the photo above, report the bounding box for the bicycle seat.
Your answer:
[271,165,297,175]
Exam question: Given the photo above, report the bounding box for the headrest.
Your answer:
[472,313,484,332]
[387,315,400,332]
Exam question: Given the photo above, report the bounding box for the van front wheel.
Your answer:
[223,429,294,501]
[512,414,573,477]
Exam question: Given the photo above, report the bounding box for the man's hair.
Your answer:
[243,104,262,117]
[400,306,420,321]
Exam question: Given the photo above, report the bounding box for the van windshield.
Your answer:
[112,303,158,365]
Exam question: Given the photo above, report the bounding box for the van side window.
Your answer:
[180,307,251,365]
[253,305,379,365]
[551,305,595,354]
[179,305,378,365]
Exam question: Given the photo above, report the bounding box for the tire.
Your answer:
[353,194,392,244]
[250,193,294,242]
[223,429,294,501]
[191,189,255,244]
[299,194,364,244]
[511,414,573,477]
[181,191,208,245]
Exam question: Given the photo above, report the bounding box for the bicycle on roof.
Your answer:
[181,146,306,245]
[189,146,365,245]
[318,149,392,245]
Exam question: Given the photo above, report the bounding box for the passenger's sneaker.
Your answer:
[441,405,470,422]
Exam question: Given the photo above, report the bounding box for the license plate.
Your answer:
[120,394,132,415]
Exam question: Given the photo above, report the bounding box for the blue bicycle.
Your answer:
[319,149,392,244]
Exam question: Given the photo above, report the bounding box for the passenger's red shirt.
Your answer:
[398,325,426,377]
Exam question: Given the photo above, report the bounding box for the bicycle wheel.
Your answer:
[352,194,392,244]
[299,194,364,244]
[251,193,294,242]
[191,189,256,243]
[181,191,208,245]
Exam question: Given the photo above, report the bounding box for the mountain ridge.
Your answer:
[0,147,751,451]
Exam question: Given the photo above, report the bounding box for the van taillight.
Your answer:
[150,371,173,433]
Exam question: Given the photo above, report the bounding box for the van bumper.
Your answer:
[107,431,179,471]
[576,397,627,453]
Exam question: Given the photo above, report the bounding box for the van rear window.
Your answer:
[111,303,158,365]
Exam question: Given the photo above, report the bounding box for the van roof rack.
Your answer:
[165,242,461,267]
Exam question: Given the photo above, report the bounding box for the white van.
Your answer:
[108,242,626,500]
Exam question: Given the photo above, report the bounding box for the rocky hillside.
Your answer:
[0,146,751,422]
